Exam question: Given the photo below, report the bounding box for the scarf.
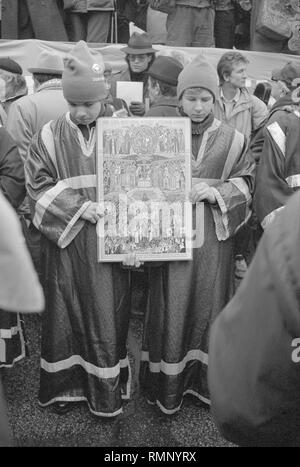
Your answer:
[178,107,215,160]
[178,106,214,135]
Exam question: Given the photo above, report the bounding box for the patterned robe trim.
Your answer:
[195,118,221,166]
[267,122,286,157]
[195,125,250,242]
[141,349,208,375]
[58,200,91,248]
[29,118,98,248]
[34,173,97,224]
[66,112,95,158]
[0,314,26,367]
[221,130,245,180]
[286,175,300,188]
[41,354,129,379]
[262,206,285,230]
[40,121,57,171]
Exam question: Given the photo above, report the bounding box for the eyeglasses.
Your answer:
[128,54,149,62]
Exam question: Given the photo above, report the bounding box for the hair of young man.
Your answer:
[149,75,177,97]
[217,51,249,85]
[33,72,62,86]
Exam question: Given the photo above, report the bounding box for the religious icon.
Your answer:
[96,117,193,262]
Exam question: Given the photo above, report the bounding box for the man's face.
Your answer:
[181,88,214,123]
[226,61,248,89]
[128,54,152,73]
[67,101,102,125]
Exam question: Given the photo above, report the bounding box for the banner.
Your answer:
[1,38,300,88]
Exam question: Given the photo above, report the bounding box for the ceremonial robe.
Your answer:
[25,112,131,417]
[140,117,255,414]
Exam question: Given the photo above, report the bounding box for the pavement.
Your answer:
[2,314,234,448]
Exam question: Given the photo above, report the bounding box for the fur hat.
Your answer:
[177,54,219,101]
[148,56,183,86]
[62,41,107,104]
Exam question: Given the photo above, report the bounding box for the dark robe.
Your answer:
[140,115,255,414]
[25,111,131,417]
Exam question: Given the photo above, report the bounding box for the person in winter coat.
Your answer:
[250,61,300,165]
[6,51,68,278]
[253,98,300,230]
[115,32,157,117]
[0,191,44,446]
[63,0,114,43]
[208,190,300,447]
[214,50,268,146]
[0,127,27,370]
[0,57,27,126]
[146,55,183,117]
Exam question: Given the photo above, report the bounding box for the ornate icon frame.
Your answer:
[96,117,193,262]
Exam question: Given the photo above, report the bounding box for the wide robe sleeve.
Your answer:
[0,127,25,209]
[209,131,255,241]
[208,192,300,447]
[25,125,92,249]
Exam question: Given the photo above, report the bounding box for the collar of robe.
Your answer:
[178,106,214,135]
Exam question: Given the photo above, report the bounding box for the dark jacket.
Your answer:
[145,96,179,117]
[208,190,300,447]
[0,127,25,209]
[250,93,296,163]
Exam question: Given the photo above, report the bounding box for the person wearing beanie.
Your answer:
[139,54,255,415]
[115,32,157,116]
[145,55,183,117]
[25,40,131,417]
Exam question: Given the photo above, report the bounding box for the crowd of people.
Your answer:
[3,0,300,56]
[1,14,300,446]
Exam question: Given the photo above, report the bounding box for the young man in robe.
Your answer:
[139,54,255,415]
[25,41,131,417]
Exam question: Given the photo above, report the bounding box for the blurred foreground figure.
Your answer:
[208,191,300,447]
[0,191,44,446]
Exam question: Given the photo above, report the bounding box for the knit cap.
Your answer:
[177,54,219,101]
[62,40,107,104]
[148,56,183,86]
